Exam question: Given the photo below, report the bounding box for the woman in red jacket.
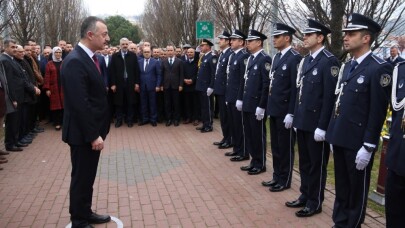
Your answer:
[43,47,64,130]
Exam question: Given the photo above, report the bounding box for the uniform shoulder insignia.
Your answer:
[397,60,405,66]
[241,50,247,54]
[243,58,248,65]
[371,55,387,65]
[290,49,300,55]
[331,66,339,77]
[260,50,269,57]
[322,49,334,58]
[380,73,391,87]
[212,57,217,64]
[265,62,271,71]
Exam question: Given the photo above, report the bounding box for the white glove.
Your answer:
[314,128,326,142]
[283,114,293,129]
[255,107,265,121]
[207,88,214,96]
[294,127,297,132]
[225,102,228,105]
[330,144,334,154]
[236,100,243,111]
[355,146,373,170]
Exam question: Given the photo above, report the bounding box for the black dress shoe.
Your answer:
[6,146,23,152]
[269,184,290,192]
[240,165,254,171]
[200,127,213,133]
[224,151,238,156]
[115,121,122,128]
[151,122,157,127]
[248,167,266,175]
[127,123,134,127]
[230,156,249,162]
[19,139,32,144]
[16,142,28,147]
[0,150,10,155]
[166,120,172,126]
[285,199,307,208]
[218,142,232,149]
[196,126,204,130]
[174,121,179,126]
[295,207,322,217]
[87,212,111,224]
[138,121,149,126]
[262,180,278,187]
[213,140,225,146]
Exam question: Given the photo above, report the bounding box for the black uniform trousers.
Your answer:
[217,95,231,143]
[183,91,199,121]
[199,91,212,128]
[296,130,329,210]
[227,103,246,157]
[332,145,374,228]
[269,116,295,187]
[386,169,405,228]
[164,88,180,121]
[243,112,266,169]
[5,109,20,148]
[69,144,101,226]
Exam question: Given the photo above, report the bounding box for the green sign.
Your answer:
[196,21,214,39]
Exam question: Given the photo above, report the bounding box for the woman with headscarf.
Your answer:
[43,47,64,130]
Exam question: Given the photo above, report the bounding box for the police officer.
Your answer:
[286,19,339,217]
[385,61,405,228]
[195,39,217,132]
[326,13,392,227]
[262,23,302,192]
[210,31,233,148]
[238,30,271,175]
[224,30,250,161]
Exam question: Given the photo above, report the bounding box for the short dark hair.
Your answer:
[360,30,376,46]
[3,39,16,48]
[285,34,293,44]
[80,16,106,39]
[315,32,327,45]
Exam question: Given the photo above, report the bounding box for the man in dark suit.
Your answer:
[182,48,199,124]
[238,30,271,175]
[109,37,141,128]
[195,39,217,132]
[386,46,404,66]
[326,14,392,227]
[210,31,233,149]
[161,45,184,126]
[287,19,339,218]
[61,16,112,228]
[263,23,302,192]
[138,47,161,126]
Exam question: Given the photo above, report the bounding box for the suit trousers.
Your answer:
[296,130,329,210]
[164,88,180,121]
[140,89,157,122]
[5,109,20,148]
[226,103,246,157]
[243,112,266,169]
[332,145,374,228]
[385,169,405,228]
[18,103,28,140]
[156,91,165,122]
[199,92,212,128]
[217,95,231,143]
[69,144,101,225]
[183,91,199,121]
[115,83,134,123]
[269,116,296,187]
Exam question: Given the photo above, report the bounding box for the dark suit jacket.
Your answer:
[212,47,232,95]
[97,54,109,88]
[196,52,217,92]
[0,54,18,114]
[138,58,162,91]
[225,49,249,103]
[183,58,198,92]
[39,55,48,76]
[386,56,404,66]
[108,51,140,105]
[161,57,184,89]
[61,45,110,145]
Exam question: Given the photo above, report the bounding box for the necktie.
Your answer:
[169,58,173,65]
[145,59,149,71]
[304,56,313,72]
[122,53,128,79]
[273,52,281,68]
[346,60,358,80]
[92,55,101,73]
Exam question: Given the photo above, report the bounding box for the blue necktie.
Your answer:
[346,60,358,80]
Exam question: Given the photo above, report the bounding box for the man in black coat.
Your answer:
[385,46,404,66]
[182,48,199,124]
[161,45,184,126]
[61,16,112,228]
[109,37,141,128]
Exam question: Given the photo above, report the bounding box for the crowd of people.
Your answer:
[0,12,405,228]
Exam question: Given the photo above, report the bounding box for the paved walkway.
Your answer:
[0,120,385,227]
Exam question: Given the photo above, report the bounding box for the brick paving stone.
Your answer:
[0,121,386,227]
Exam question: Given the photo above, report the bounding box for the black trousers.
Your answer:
[18,103,28,140]
[227,102,246,157]
[269,116,295,187]
[164,88,180,121]
[217,95,231,143]
[296,130,329,210]
[183,91,199,121]
[156,91,165,122]
[51,109,63,126]
[332,145,374,228]
[199,91,212,128]
[243,112,266,169]
[69,144,101,226]
[386,169,405,228]
[115,85,134,123]
[5,109,20,148]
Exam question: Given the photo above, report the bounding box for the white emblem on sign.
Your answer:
[254,65,258,70]
[282,64,287,70]
[357,76,365,84]
[312,68,318,75]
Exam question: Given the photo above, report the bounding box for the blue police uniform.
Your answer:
[224,30,250,161]
[385,61,405,228]
[195,39,218,131]
[326,13,393,228]
[265,23,302,192]
[238,30,271,175]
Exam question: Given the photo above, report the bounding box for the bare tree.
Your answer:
[0,0,16,35]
